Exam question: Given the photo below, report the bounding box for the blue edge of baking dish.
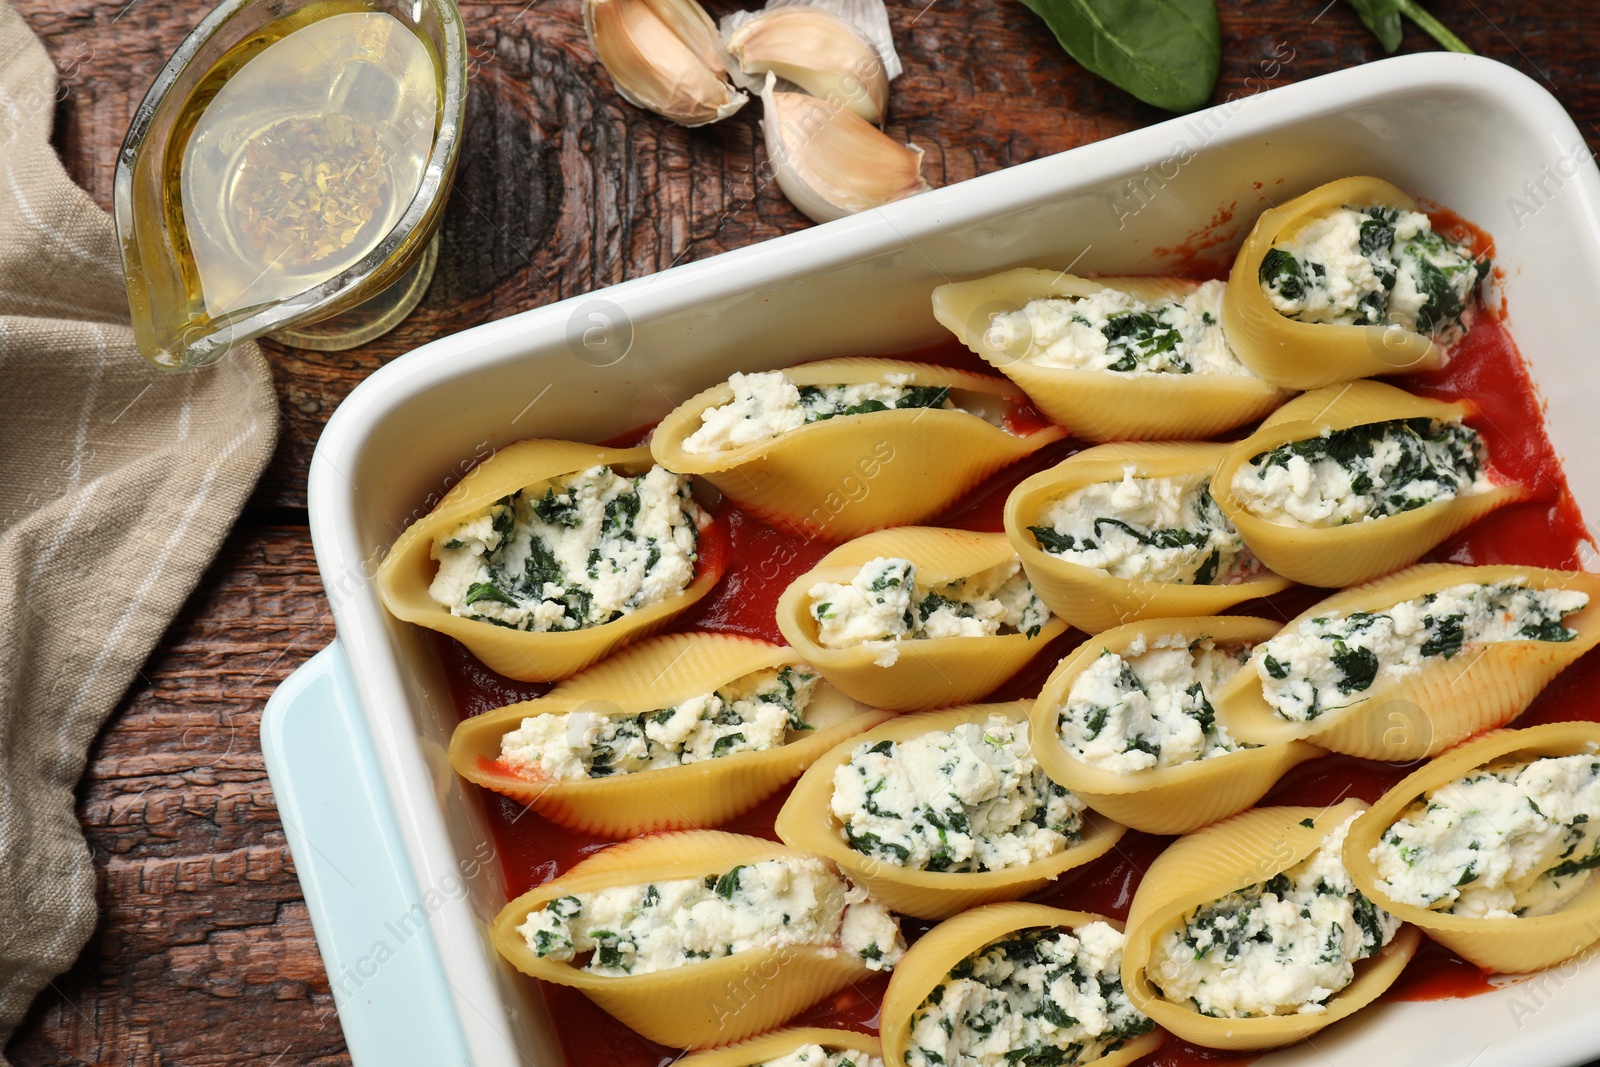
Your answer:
[261,640,473,1066]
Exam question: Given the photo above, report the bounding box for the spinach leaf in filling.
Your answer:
[1249,418,1482,521]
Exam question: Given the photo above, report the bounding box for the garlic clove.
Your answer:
[639,0,733,76]
[760,74,931,223]
[727,7,890,125]
[584,0,747,127]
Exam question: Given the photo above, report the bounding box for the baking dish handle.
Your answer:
[263,641,473,1066]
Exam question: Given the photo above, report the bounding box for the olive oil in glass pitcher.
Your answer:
[115,0,466,369]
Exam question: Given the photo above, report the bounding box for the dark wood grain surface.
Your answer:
[6,1,1598,1063]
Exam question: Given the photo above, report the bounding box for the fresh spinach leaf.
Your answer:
[1342,0,1471,54]
[1343,0,1403,51]
[1015,0,1221,113]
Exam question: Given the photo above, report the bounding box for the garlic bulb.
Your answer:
[584,0,747,127]
[760,74,930,223]
[727,8,890,125]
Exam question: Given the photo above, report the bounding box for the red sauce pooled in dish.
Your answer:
[428,311,1596,1067]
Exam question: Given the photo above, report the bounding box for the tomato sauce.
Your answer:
[426,308,1597,1067]
[1384,937,1499,1001]
[1149,203,1239,281]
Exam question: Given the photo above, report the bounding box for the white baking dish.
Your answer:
[271,52,1600,1067]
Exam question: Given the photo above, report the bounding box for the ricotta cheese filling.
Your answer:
[681,369,993,454]
[1028,469,1261,585]
[987,280,1250,376]
[1231,417,1490,528]
[759,1047,884,1067]
[517,856,904,976]
[1258,204,1489,347]
[1256,580,1587,723]
[1055,634,1254,775]
[808,557,1053,668]
[429,464,702,632]
[1373,754,1600,919]
[905,923,1154,1067]
[499,665,821,780]
[1149,813,1401,1018]
[830,715,1085,873]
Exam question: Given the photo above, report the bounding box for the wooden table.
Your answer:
[7,1,1597,1062]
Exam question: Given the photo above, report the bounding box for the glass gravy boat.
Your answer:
[114,0,466,369]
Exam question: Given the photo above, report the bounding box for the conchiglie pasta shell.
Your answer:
[1031,617,1325,835]
[376,440,724,682]
[1345,722,1600,973]
[1213,563,1600,760]
[491,831,883,1048]
[880,903,1164,1067]
[676,1027,884,1067]
[1122,802,1421,1050]
[775,701,1127,919]
[931,269,1291,442]
[1223,176,1449,390]
[450,632,894,837]
[1212,381,1530,588]
[1004,442,1294,634]
[775,528,1070,711]
[650,357,1066,541]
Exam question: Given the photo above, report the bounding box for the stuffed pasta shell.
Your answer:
[776,527,1068,711]
[1030,617,1323,835]
[1122,801,1419,1050]
[677,1028,884,1067]
[880,902,1161,1067]
[1345,722,1600,974]
[651,358,1065,541]
[1214,380,1528,587]
[1004,442,1292,634]
[377,439,724,681]
[931,270,1290,441]
[1213,563,1600,760]
[493,831,906,1048]
[450,632,893,836]
[1223,176,1491,389]
[776,701,1125,919]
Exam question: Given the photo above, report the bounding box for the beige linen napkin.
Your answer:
[0,4,279,1051]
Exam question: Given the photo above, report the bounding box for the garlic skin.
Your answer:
[727,8,890,125]
[584,0,747,127]
[759,74,931,223]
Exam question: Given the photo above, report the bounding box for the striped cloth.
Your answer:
[0,4,278,1050]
